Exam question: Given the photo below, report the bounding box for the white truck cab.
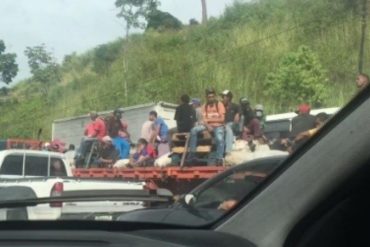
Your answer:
[0,149,72,178]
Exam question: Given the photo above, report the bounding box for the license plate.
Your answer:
[94,215,113,221]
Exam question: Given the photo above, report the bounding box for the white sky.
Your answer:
[0,0,237,85]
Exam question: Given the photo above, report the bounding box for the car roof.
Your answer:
[0,149,65,158]
[265,107,340,122]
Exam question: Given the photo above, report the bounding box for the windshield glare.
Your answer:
[0,0,366,225]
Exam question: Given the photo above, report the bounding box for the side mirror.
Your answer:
[184,194,196,205]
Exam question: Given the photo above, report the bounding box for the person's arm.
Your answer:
[251,119,262,138]
[234,113,240,124]
[191,108,196,127]
[295,128,317,142]
[217,102,226,124]
[234,105,241,124]
[137,155,150,164]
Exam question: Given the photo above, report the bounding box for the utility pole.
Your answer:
[358,0,368,73]
[201,0,208,24]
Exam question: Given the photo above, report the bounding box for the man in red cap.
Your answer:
[290,103,316,146]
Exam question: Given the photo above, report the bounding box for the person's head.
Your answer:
[113,108,124,119]
[137,138,148,152]
[52,159,62,171]
[205,87,217,104]
[149,111,158,121]
[356,73,370,89]
[221,90,233,104]
[190,98,201,108]
[239,97,250,110]
[89,111,98,121]
[255,104,264,118]
[315,112,330,127]
[180,94,190,105]
[297,103,311,115]
[68,144,75,151]
[102,136,113,148]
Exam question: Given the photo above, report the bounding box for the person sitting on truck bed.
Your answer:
[94,136,119,168]
[130,138,157,167]
[75,111,106,163]
[188,88,226,165]
[106,108,131,159]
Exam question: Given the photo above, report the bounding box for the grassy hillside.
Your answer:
[0,0,368,140]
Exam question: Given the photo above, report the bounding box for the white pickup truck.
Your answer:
[0,150,161,220]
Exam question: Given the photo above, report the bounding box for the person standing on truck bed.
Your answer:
[221,90,240,155]
[106,109,131,159]
[149,111,169,157]
[188,88,226,165]
[174,94,196,133]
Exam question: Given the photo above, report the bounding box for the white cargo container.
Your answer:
[52,101,177,147]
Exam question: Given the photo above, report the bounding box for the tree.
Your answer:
[189,18,199,26]
[0,40,18,85]
[146,10,182,31]
[115,0,160,37]
[264,46,328,110]
[24,44,60,95]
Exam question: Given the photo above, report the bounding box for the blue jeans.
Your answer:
[112,137,130,159]
[225,122,235,154]
[189,125,225,160]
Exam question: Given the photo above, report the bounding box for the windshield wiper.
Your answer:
[0,192,172,209]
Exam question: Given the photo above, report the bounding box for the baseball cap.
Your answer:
[240,97,249,104]
[255,104,264,111]
[221,90,231,96]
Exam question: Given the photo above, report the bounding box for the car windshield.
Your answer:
[0,0,367,225]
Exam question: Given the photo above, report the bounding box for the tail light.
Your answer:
[50,182,64,208]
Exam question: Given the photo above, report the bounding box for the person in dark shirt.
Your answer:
[106,108,129,139]
[290,104,316,138]
[95,136,119,168]
[221,90,240,154]
[174,94,196,133]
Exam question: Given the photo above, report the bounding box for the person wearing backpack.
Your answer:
[188,88,226,165]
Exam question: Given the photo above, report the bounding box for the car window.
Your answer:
[49,158,67,177]
[0,155,23,176]
[25,155,48,176]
